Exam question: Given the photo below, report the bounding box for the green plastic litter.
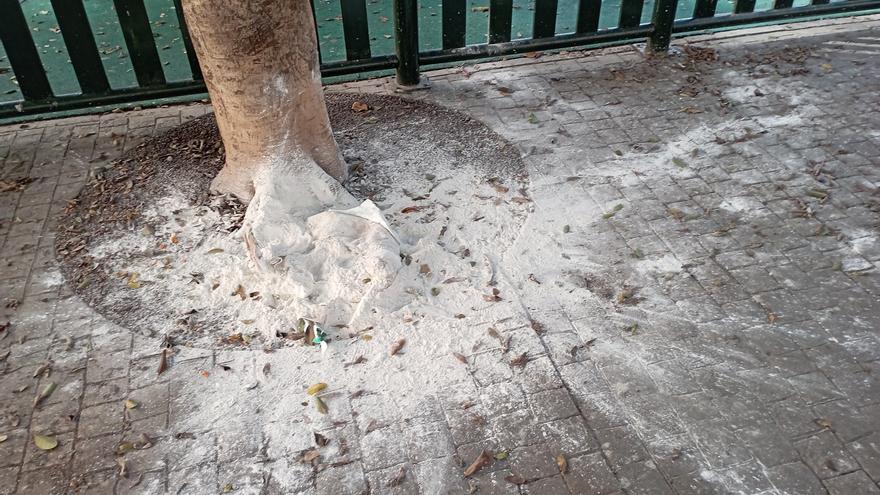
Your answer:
[312,326,327,345]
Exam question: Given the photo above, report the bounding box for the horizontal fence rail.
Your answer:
[1,0,879,119]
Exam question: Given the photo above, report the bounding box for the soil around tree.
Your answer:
[55,93,529,349]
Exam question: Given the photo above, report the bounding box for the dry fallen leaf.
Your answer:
[127,272,140,289]
[815,418,832,429]
[314,396,328,414]
[390,338,406,356]
[351,101,369,112]
[453,352,468,364]
[33,382,56,408]
[306,383,327,396]
[505,474,526,485]
[232,285,247,300]
[510,352,529,367]
[556,454,568,474]
[124,399,138,410]
[157,349,168,375]
[33,434,58,450]
[32,361,51,378]
[116,441,135,455]
[300,448,321,463]
[464,450,493,477]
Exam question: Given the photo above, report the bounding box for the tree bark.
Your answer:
[180,0,347,202]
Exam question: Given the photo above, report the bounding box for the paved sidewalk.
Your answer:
[2,15,880,495]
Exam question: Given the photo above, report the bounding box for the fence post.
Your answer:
[394,0,420,86]
[647,0,678,53]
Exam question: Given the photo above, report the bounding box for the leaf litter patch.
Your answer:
[56,93,529,350]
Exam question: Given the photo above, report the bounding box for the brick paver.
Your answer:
[2,15,880,495]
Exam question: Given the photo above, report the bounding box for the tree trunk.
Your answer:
[180,0,347,202]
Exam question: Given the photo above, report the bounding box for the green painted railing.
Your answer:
[1,0,878,118]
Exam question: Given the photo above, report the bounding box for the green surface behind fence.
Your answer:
[1,0,801,105]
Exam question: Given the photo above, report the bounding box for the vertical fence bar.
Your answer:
[340,0,372,60]
[693,0,719,18]
[113,0,166,87]
[50,0,110,94]
[533,0,559,38]
[0,0,53,101]
[647,0,678,51]
[619,0,646,27]
[577,0,602,33]
[172,0,202,80]
[309,0,324,65]
[489,0,513,43]
[442,0,467,48]
[734,0,757,13]
[394,0,420,85]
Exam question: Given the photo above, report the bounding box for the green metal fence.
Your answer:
[1,0,878,119]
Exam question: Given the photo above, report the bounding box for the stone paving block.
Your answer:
[562,452,620,495]
[688,420,753,469]
[523,474,568,494]
[766,461,829,495]
[491,409,544,450]
[795,430,861,480]
[616,460,675,495]
[527,387,579,423]
[508,443,558,482]
[848,432,880,483]
[76,401,124,439]
[16,466,67,494]
[168,463,218,494]
[365,463,418,495]
[115,469,165,494]
[72,434,121,474]
[360,424,409,472]
[823,470,880,495]
[22,431,74,472]
[315,461,368,495]
[0,466,17,495]
[0,429,28,469]
[404,418,454,464]
[414,455,470,494]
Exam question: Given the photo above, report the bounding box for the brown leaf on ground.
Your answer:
[351,101,369,112]
[505,474,526,485]
[33,382,56,408]
[483,288,501,302]
[390,338,406,356]
[453,352,468,364]
[510,352,529,367]
[401,205,426,214]
[299,448,321,463]
[314,432,330,447]
[157,349,168,375]
[314,396,328,414]
[557,454,568,474]
[464,450,493,477]
[232,285,247,300]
